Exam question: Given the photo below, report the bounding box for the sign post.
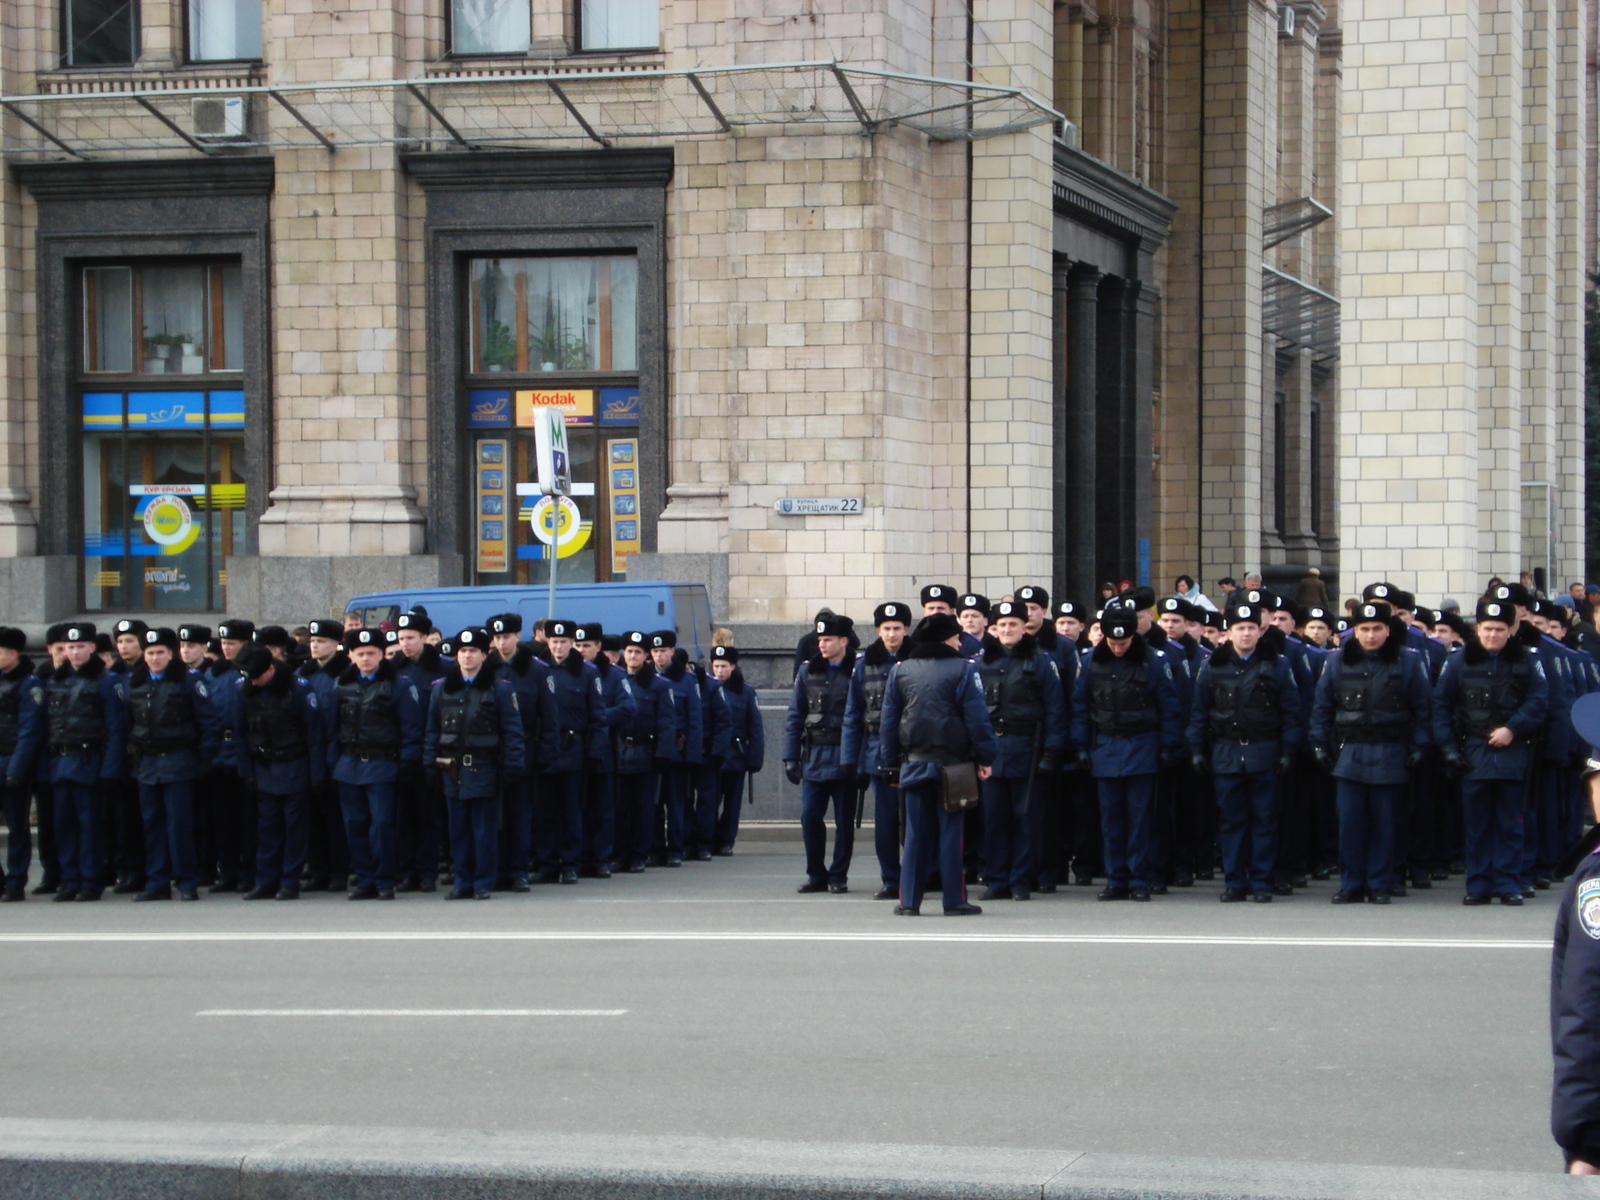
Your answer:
[532,408,572,620]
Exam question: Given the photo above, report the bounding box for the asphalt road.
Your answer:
[0,829,1562,1174]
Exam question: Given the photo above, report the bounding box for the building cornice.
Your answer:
[1052,142,1177,251]
[402,148,675,191]
[9,154,274,199]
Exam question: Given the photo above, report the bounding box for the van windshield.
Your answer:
[347,604,401,628]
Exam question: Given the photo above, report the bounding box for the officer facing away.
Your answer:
[783,612,859,893]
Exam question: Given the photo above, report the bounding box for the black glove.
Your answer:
[883,766,900,788]
[1277,753,1294,777]
[1037,756,1059,774]
[1190,752,1211,777]
[1074,748,1091,773]
[838,763,856,787]
[1406,747,1428,772]
[784,760,802,785]
[1310,745,1334,773]
[1439,748,1467,779]
[1159,746,1183,771]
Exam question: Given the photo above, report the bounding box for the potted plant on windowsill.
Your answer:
[143,333,182,374]
[483,319,516,372]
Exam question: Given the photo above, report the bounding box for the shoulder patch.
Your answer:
[26,685,42,706]
[407,684,420,703]
[546,677,556,693]
[509,693,519,713]
[194,681,209,699]
[594,678,604,694]
[1579,877,1600,940]
[307,693,318,709]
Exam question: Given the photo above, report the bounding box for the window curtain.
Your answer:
[580,0,658,49]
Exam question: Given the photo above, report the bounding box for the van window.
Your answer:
[348,604,400,627]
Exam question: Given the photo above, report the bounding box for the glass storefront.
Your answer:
[78,261,247,611]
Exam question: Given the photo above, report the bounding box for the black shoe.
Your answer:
[714,847,734,857]
[76,889,102,902]
[1129,887,1151,902]
[1463,892,1491,906]
[1311,868,1332,881]
[1331,889,1363,904]
[1252,891,1274,903]
[1500,893,1525,906]
[1388,884,1407,898]
[1409,875,1433,890]
[510,878,530,893]
[694,849,712,862]
[893,904,920,915]
[394,879,421,894]
[1013,890,1031,901]
[133,888,171,901]
[210,879,239,894]
[444,886,471,900]
[1367,890,1391,905]
[274,887,298,901]
[1272,882,1293,896]
[112,877,142,894]
[302,876,330,892]
[980,886,1010,901]
[1220,888,1246,903]
[1172,869,1195,887]
[1534,875,1552,891]
[559,870,578,886]
[1,886,24,902]
[1195,869,1216,882]
[1035,881,1057,894]
[944,903,982,915]
[664,857,683,868]
[797,880,828,894]
[828,882,848,894]
[1150,882,1168,895]
[52,888,79,902]
[348,883,379,900]
[533,868,560,884]
[595,864,612,879]
[474,888,492,900]
[627,860,647,874]
[31,880,58,895]
[376,886,395,900]
[1097,887,1129,901]
[179,888,200,901]
[1522,887,1537,899]
[1430,869,1450,881]
[1074,874,1095,886]
[1450,860,1467,874]
[242,885,275,900]
[873,887,898,900]
[1290,875,1309,889]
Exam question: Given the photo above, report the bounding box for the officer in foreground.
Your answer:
[842,601,912,900]
[234,644,326,900]
[877,612,996,915]
[783,612,859,893]
[0,627,42,901]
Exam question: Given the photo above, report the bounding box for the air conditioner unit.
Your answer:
[192,95,247,140]
[1277,5,1296,37]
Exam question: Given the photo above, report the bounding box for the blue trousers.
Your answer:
[339,780,397,889]
[53,781,98,891]
[1096,773,1156,889]
[800,777,855,884]
[582,770,616,870]
[616,771,659,864]
[713,771,746,852]
[900,782,965,911]
[3,778,31,888]
[395,765,441,885]
[654,764,691,859]
[446,781,499,892]
[139,779,197,892]
[255,790,309,890]
[1335,779,1401,894]
[1214,771,1278,893]
[980,774,1035,893]
[870,775,901,887]
[688,762,720,854]
[305,779,349,884]
[499,773,533,883]
[1461,777,1524,898]
[538,770,584,871]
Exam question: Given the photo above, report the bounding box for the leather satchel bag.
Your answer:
[940,761,981,813]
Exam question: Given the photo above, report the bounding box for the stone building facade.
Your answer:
[0,0,1590,635]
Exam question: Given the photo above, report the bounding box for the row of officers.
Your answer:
[0,611,764,902]
[784,579,1591,914]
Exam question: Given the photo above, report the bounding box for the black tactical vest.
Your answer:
[895,657,974,765]
[979,649,1044,735]
[0,669,25,755]
[801,660,851,747]
[240,680,310,763]
[434,679,502,754]
[46,670,106,749]
[1206,654,1282,742]
[1333,658,1410,744]
[127,672,200,756]
[1455,653,1534,739]
[1087,657,1158,737]
[860,659,892,736]
[335,675,401,757]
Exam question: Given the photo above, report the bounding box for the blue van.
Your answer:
[342,581,716,660]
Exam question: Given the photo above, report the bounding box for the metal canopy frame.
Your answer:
[1262,264,1339,363]
[1263,196,1333,250]
[0,61,1061,161]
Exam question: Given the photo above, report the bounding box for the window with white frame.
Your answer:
[188,0,263,61]
[451,0,531,55]
[578,0,657,51]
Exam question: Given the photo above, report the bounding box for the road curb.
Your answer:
[0,1119,1596,1200]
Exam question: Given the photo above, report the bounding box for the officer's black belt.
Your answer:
[351,750,399,762]
[990,720,1036,737]
[621,735,655,749]
[437,753,483,767]
[50,742,100,756]
[221,729,235,741]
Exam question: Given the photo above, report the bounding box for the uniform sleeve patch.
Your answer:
[1579,878,1600,940]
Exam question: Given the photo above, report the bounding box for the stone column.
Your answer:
[1554,0,1592,575]
[1129,277,1158,582]
[1065,263,1100,607]
[1095,274,1127,580]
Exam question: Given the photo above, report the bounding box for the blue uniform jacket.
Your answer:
[841,641,905,777]
[588,656,638,774]
[783,649,857,782]
[877,643,997,789]
[1431,640,1550,781]
[1186,640,1305,775]
[45,657,126,784]
[396,645,451,724]
[328,659,426,785]
[119,664,224,785]
[203,658,244,773]
[0,660,45,787]
[658,655,704,767]
[296,651,347,760]
[1552,842,1600,1167]
[423,668,525,800]
[1308,633,1432,784]
[539,652,606,774]
[696,666,728,767]
[1530,627,1578,762]
[493,644,555,771]
[1070,638,1184,779]
[235,663,329,795]
[620,664,679,773]
[711,670,765,774]
[977,635,1068,778]
[1145,629,1194,718]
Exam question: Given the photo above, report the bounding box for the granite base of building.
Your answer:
[0,555,85,631]
[224,555,465,624]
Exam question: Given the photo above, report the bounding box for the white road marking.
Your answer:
[197,1008,626,1017]
[0,931,1549,949]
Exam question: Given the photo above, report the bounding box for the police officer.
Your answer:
[538,618,605,886]
[234,644,326,900]
[393,610,448,892]
[1432,598,1549,905]
[489,613,551,891]
[107,617,149,894]
[0,627,43,901]
[1186,601,1304,902]
[27,627,66,895]
[783,612,859,893]
[297,618,349,891]
[207,618,253,892]
[650,630,701,868]
[688,647,728,862]
[957,594,990,644]
[708,644,763,856]
[975,599,1066,901]
[329,626,426,900]
[425,627,525,900]
[1309,600,1433,904]
[1071,605,1184,901]
[842,601,912,900]
[122,627,221,901]
[616,630,679,873]
[877,612,997,915]
[44,623,125,902]
[921,585,982,656]
[574,622,636,876]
